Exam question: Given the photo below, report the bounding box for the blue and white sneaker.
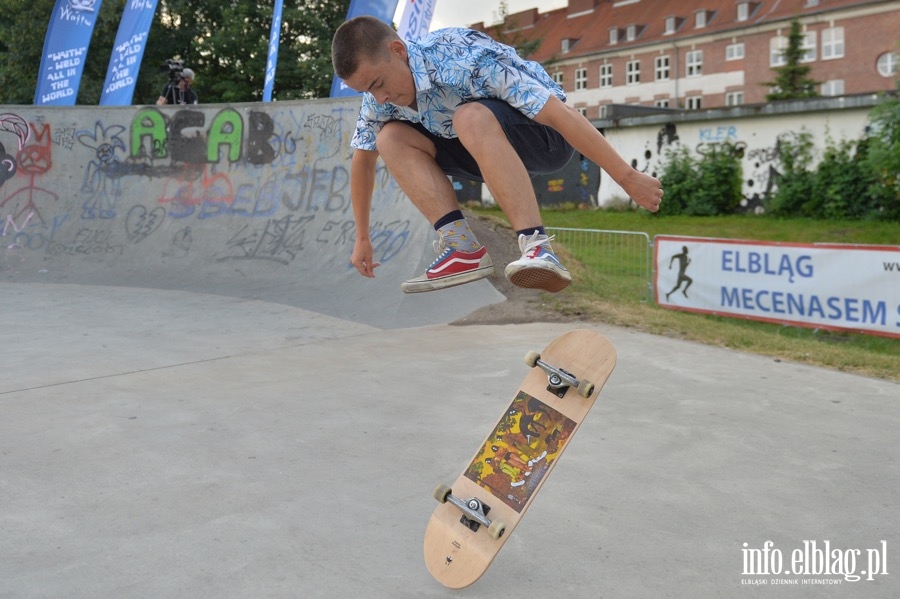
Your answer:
[504,232,571,292]
[401,237,494,293]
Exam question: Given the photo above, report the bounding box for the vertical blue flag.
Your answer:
[35,0,105,105]
[329,0,400,98]
[100,0,159,105]
[263,0,284,102]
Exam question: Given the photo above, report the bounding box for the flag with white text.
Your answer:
[396,0,436,40]
[35,0,106,105]
[100,0,159,105]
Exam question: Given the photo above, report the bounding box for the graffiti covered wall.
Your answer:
[0,98,501,328]
[597,98,875,212]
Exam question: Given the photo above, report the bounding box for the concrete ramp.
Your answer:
[0,98,502,329]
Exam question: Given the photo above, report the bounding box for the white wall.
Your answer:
[597,97,877,211]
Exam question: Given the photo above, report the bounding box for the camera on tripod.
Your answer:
[161,58,185,82]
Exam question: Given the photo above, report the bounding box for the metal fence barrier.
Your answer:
[547,227,653,302]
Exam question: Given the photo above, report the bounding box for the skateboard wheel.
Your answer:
[577,380,595,398]
[488,520,506,540]
[524,351,541,368]
[433,484,452,503]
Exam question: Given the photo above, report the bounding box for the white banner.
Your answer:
[397,0,436,40]
[654,236,900,338]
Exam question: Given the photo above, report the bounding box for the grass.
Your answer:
[471,206,900,383]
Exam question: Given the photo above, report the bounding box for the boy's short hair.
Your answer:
[332,16,400,79]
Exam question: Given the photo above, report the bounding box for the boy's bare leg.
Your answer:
[452,102,542,231]
[375,113,568,292]
[375,121,459,224]
[452,102,571,292]
[376,122,494,293]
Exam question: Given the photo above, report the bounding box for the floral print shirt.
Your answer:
[350,28,566,151]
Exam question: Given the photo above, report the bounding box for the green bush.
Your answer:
[657,146,694,215]
[766,130,816,217]
[766,97,900,221]
[813,138,880,220]
[658,142,743,216]
[691,142,743,215]
[864,93,900,219]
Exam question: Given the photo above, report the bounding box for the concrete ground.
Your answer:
[1,283,897,598]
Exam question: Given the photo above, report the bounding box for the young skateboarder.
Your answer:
[332,17,663,293]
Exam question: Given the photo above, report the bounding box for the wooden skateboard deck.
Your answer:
[423,329,617,588]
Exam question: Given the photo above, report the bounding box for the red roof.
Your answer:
[474,0,891,62]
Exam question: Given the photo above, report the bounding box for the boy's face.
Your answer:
[343,39,416,108]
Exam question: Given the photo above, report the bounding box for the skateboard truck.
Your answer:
[524,351,595,399]
[433,484,506,540]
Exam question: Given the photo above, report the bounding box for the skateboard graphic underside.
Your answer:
[424,329,616,589]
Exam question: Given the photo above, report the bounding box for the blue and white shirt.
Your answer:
[350,28,566,151]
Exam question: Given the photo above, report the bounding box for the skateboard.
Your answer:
[423,328,617,588]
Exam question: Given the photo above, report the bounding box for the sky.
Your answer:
[394,0,569,31]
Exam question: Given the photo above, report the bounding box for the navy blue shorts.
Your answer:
[403,99,574,182]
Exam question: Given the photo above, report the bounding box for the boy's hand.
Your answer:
[622,170,664,212]
[351,238,380,278]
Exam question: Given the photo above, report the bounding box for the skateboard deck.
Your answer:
[423,328,617,588]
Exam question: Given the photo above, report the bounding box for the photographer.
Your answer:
[156,66,198,105]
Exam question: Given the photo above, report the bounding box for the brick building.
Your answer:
[473,0,899,119]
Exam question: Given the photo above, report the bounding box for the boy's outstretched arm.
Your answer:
[534,96,663,212]
[350,149,381,277]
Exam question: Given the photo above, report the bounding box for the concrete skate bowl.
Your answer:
[0,98,501,328]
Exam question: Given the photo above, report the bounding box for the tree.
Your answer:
[0,0,351,105]
[144,0,351,103]
[763,19,819,101]
[0,0,125,104]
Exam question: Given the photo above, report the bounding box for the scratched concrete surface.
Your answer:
[1,283,897,599]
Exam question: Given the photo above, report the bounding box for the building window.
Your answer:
[770,36,787,67]
[577,107,588,117]
[726,91,744,106]
[655,99,670,108]
[737,2,749,21]
[876,52,898,77]
[821,80,844,96]
[726,42,745,61]
[609,27,619,45]
[575,68,588,90]
[686,96,702,110]
[600,63,613,88]
[561,39,570,54]
[686,50,703,77]
[599,105,609,119]
[553,72,563,86]
[800,31,816,63]
[822,27,845,60]
[655,55,670,80]
[626,60,640,84]
[625,24,643,41]
[695,11,707,28]
[664,16,678,35]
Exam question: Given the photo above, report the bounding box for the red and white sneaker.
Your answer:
[401,238,494,293]
[504,232,572,292]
